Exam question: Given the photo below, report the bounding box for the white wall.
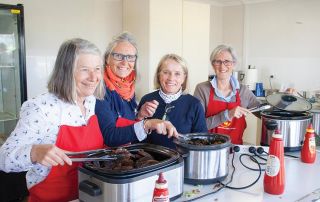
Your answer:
[244,0,320,92]
[123,0,210,99]
[183,1,210,94]
[0,0,123,98]
[210,4,244,74]
[123,0,150,100]
[149,0,183,92]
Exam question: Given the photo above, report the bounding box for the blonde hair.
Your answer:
[154,54,188,91]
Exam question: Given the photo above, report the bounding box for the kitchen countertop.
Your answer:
[174,150,320,202]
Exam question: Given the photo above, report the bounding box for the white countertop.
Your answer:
[175,150,320,202]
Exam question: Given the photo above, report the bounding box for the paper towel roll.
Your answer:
[245,68,258,90]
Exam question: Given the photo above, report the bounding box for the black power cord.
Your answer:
[178,154,237,202]
[219,146,263,190]
[177,146,268,201]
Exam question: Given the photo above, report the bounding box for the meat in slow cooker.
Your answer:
[186,138,224,145]
[98,148,160,171]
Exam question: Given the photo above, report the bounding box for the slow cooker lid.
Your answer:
[266,93,312,112]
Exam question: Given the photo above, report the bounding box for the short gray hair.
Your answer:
[210,44,238,65]
[104,31,138,67]
[47,38,105,103]
[154,54,188,91]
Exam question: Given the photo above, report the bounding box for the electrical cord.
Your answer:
[220,153,262,190]
[239,153,265,171]
[284,154,299,159]
[178,154,237,202]
[263,150,299,159]
[177,146,267,201]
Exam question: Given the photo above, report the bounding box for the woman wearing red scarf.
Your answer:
[96,32,178,146]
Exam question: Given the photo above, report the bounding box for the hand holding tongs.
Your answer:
[66,148,120,162]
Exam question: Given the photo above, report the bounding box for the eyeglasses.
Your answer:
[212,60,234,67]
[111,52,137,62]
[162,104,175,121]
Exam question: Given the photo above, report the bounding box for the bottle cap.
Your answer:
[155,172,168,189]
[306,123,315,133]
[156,172,167,184]
[272,129,283,139]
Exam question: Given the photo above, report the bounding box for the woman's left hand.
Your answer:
[143,119,178,138]
[137,100,159,120]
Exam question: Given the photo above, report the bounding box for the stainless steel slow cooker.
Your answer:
[260,93,312,151]
[310,105,320,136]
[174,133,231,185]
[78,143,184,202]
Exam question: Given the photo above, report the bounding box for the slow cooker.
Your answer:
[174,133,231,185]
[78,143,184,202]
[310,104,320,136]
[260,93,312,151]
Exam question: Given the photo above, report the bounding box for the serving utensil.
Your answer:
[70,156,118,162]
[66,148,122,162]
[175,133,190,141]
[249,104,271,113]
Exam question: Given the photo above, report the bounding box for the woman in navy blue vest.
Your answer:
[138,54,207,149]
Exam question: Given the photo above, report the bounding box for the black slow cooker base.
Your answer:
[184,175,227,185]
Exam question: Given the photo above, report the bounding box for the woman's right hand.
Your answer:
[137,100,159,120]
[229,106,251,119]
[30,144,72,167]
[143,119,178,138]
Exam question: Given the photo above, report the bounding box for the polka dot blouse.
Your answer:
[0,93,96,188]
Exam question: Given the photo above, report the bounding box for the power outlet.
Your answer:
[231,144,269,154]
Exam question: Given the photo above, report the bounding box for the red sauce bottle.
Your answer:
[301,123,316,163]
[152,172,169,202]
[264,129,285,195]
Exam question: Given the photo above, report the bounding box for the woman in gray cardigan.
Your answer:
[194,44,260,144]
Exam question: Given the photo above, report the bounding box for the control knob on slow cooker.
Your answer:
[265,120,278,130]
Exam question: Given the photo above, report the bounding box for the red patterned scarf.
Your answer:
[104,66,136,101]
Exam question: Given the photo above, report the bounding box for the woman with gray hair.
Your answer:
[194,45,260,144]
[137,54,207,149]
[96,32,178,147]
[0,38,105,201]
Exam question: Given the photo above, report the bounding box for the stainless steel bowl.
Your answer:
[174,133,231,184]
[261,110,312,151]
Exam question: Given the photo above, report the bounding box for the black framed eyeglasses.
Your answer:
[111,52,137,62]
[212,60,234,67]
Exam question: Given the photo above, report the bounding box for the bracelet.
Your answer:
[143,119,152,135]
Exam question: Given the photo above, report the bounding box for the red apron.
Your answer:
[206,88,246,144]
[28,115,104,202]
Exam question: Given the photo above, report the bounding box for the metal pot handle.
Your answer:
[79,180,102,197]
[179,152,189,158]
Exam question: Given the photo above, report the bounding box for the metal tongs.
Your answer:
[175,134,190,141]
[249,104,271,113]
[66,148,120,162]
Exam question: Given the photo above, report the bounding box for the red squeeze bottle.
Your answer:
[152,172,169,202]
[264,129,285,195]
[301,123,316,163]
